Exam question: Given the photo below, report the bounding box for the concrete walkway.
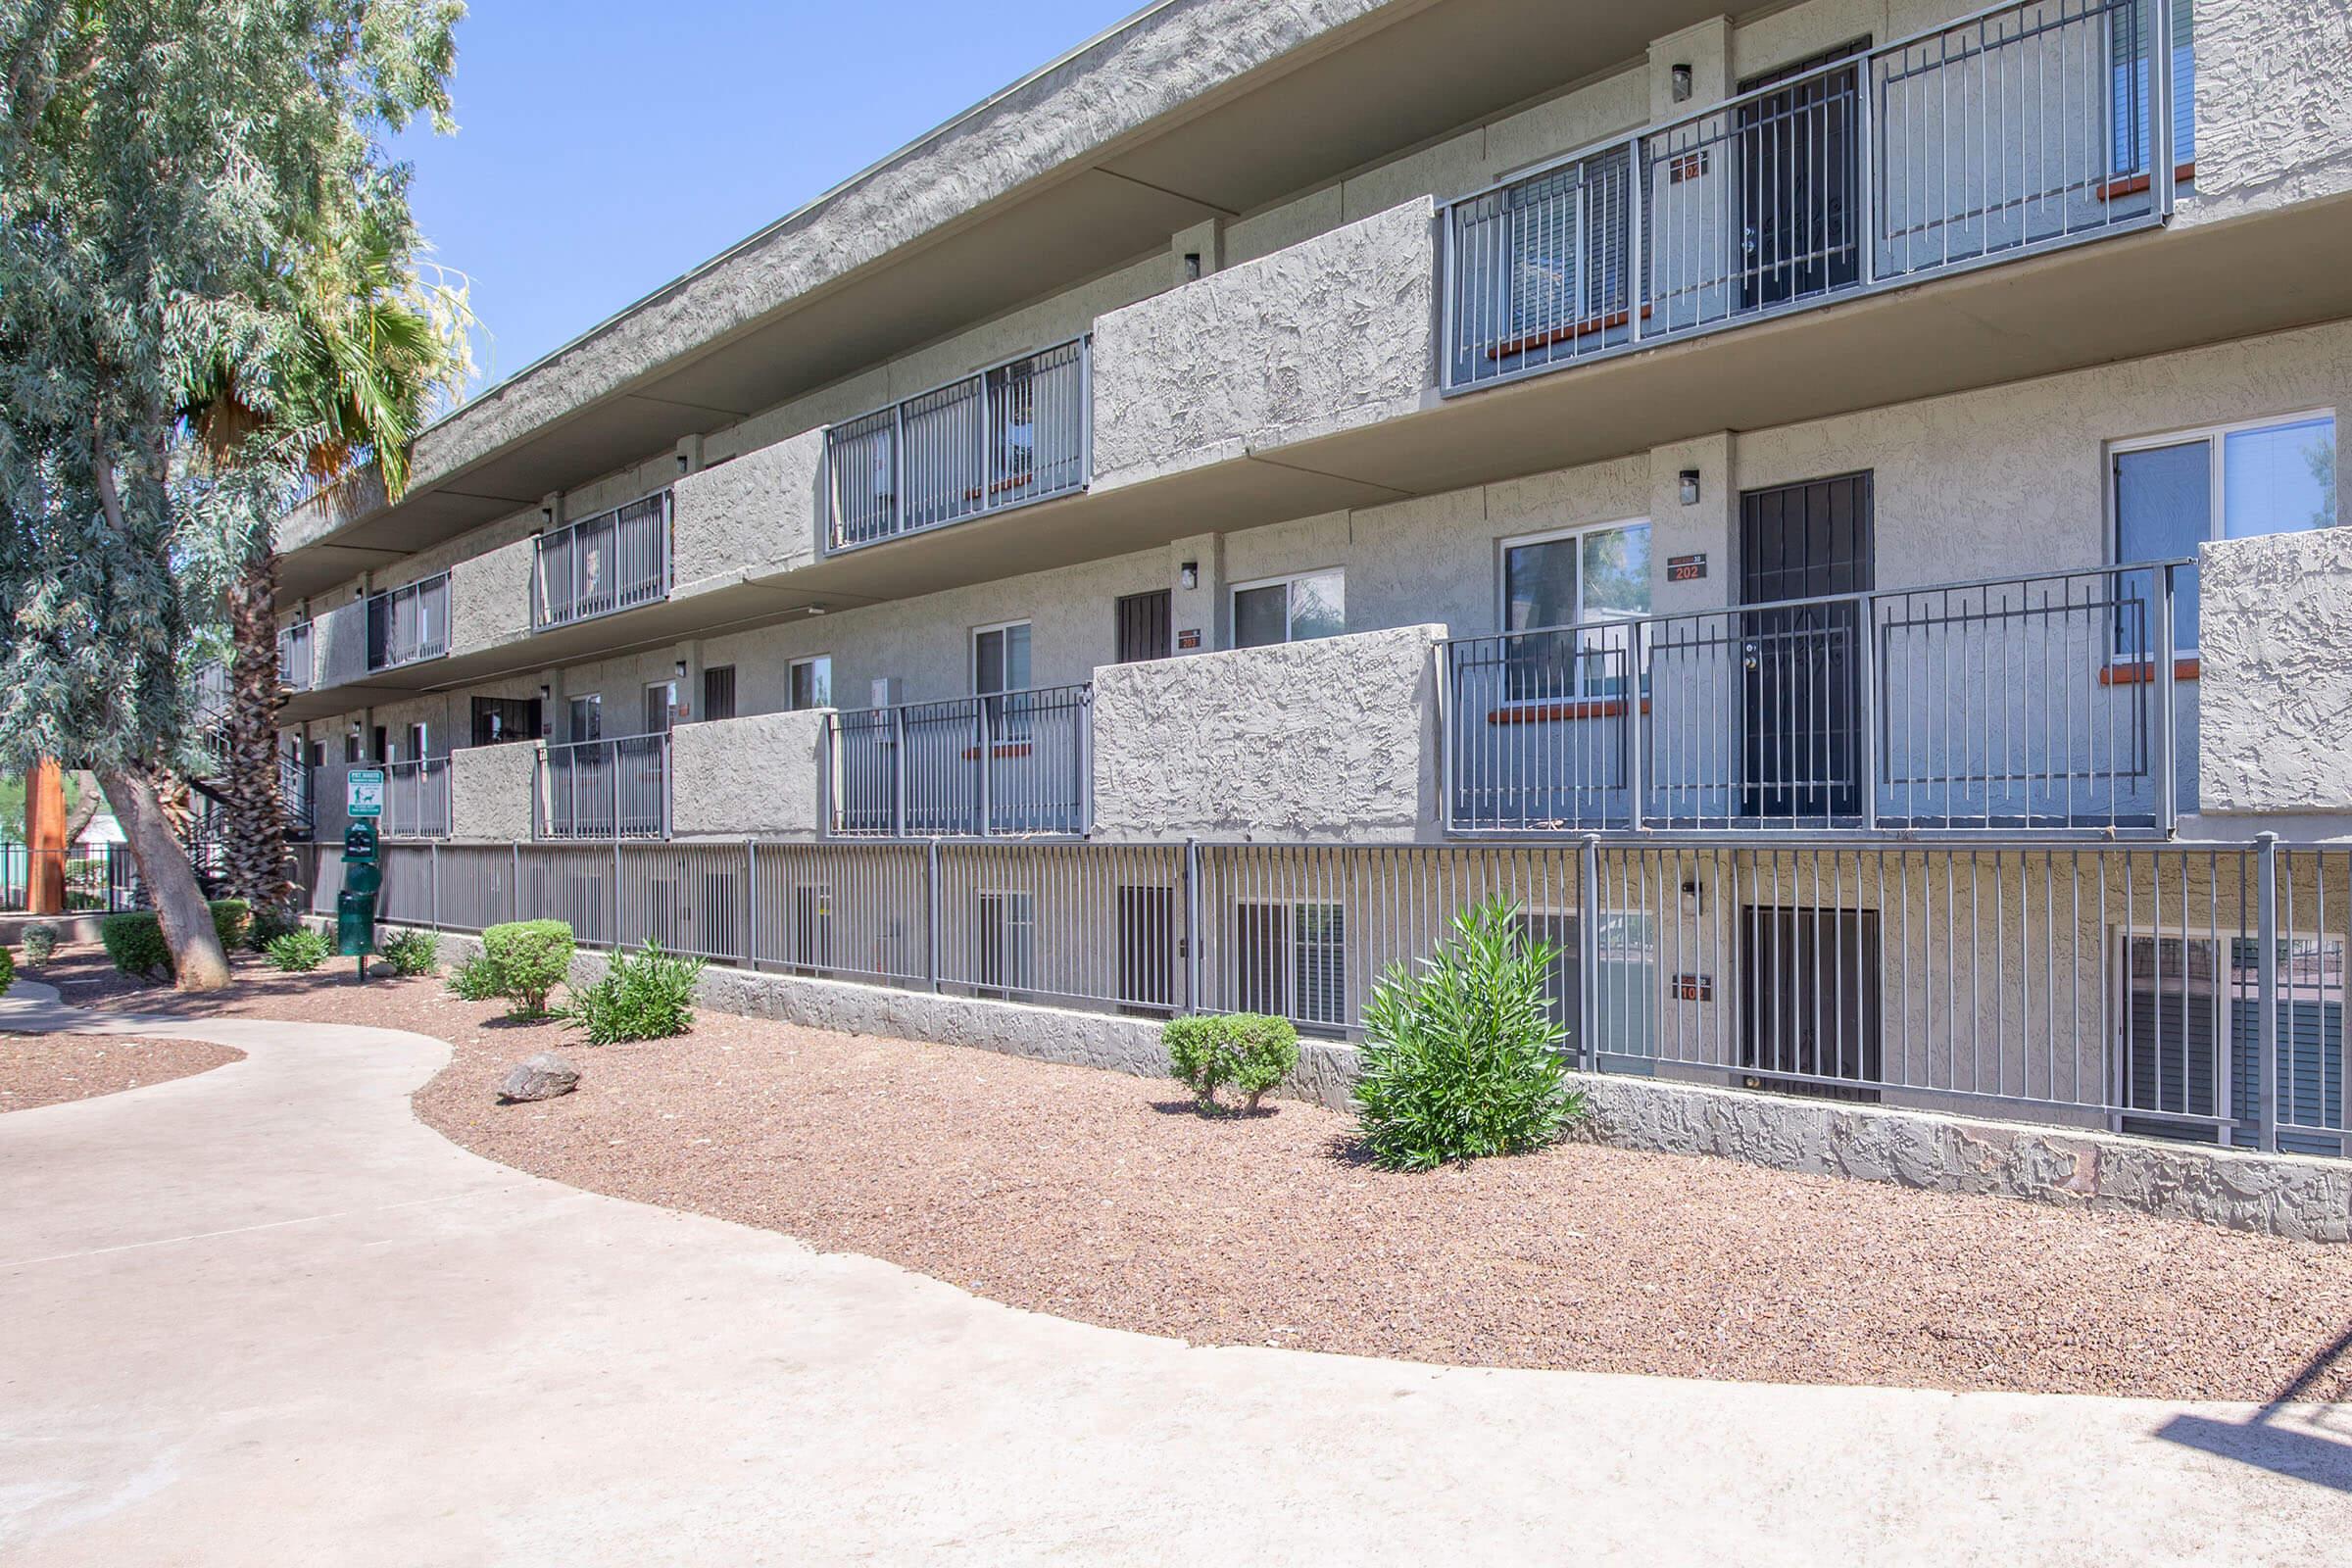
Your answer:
[3,997,2350,1566]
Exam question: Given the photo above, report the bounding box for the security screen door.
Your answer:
[1736,42,1867,311]
[1739,472,1874,820]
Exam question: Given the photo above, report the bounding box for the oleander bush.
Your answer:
[0,944,15,998]
[559,940,705,1046]
[21,922,58,964]
[207,899,252,953]
[377,928,441,978]
[1163,1011,1300,1113]
[481,919,575,1017]
[99,910,172,979]
[446,951,506,1002]
[1352,897,1584,1171]
[266,928,333,972]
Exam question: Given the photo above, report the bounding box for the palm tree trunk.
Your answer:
[220,544,294,915]
[99,767,231,992]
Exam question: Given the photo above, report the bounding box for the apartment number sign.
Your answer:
[1176,627,1202,651]
[1671,972,1713,1002]
[1666,554,1707,582]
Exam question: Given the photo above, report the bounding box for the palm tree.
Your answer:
[186,211,474,924]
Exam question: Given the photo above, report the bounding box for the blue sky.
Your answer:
[391,0,1142,396]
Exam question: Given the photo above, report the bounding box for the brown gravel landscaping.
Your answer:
[43,941,2352,1400]
[0,1031,243,1113]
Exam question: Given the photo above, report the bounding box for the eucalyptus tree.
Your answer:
[0,0,463,989]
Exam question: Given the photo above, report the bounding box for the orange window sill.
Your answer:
[2098,162,2195,202]
[959,742,1036,760]
[1487,305,1654,361]
[2098,658,2200,687]
[1487,698,1651,725]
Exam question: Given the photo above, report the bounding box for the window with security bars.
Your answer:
[701,664,737,722]
[2110,0,2194,174]
[976,890,1036,996]
[1233,902,1347,1031]
[1500,146,1633,348]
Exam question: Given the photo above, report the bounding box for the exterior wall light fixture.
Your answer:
[1180,561,1200,590]
[1671,63,1693,102]
[1679,468,1702,506]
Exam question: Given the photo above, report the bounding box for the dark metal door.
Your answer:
[1115,590,1173,663]
[1740,471,1873,820]
[1738,43,1866,310]
[1117,884,1177,1017]
[1740,906,1882,1098]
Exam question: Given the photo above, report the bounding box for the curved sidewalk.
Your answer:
[2,992,2348,1565]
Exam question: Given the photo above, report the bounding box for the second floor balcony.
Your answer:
[366,572,450,672]
[536,734,672,841]
[533,492,672,629]
[825,339,1091,552]
[380,758,453,841]
[828,684,1093,838]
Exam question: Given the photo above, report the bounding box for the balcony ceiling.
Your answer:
[279,0,1727,598]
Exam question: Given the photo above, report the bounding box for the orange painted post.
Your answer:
[25,758,67,915]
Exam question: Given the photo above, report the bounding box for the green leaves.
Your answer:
[1352,897,1586,1171]
[1164,1012,1301,1113]
[558,940,706,1047]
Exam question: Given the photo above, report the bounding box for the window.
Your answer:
[1502,144,1633,345]
[1233,901,1347,1031]
[790,885,833,975]
[787,656,832,712]
[1515,909,1658,1063]
[568,694,602,742]
[972,622,1031,696]
[702,664,738,722]
[1231,569,1345,650]
[2113,414,2336,653]
[2110,0,2195,174]
[644,681,677,735]
[471,697,541,747]
[1499,520,1652,700]
[976,890,1036,996]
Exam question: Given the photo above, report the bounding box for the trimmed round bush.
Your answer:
[1353,897,1585,1171]
[21,922,59,964]
[482,919,575,1016]
[559,940,705,1045]
[0,945,14,998]
[1163,1011,1299,1113]
[266,928,333,972]
[100,910,173,979]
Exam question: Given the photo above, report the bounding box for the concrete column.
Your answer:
[1168,532,1225,654]
[1649,433,1737,618]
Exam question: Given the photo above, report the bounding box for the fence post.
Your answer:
[976,698,993,838]
[429,841,441,932]
[611,837,622,954]
[924,837,942,994]
[746,838,760,972]
[1623,131,1645,343]
[2155,564,2179,832]
[2256,831,2279,1153]
[1859,592,1881,833]
[2150,0,2176,220]
[893,706,908,838]
[1624,623,1645,832]
[511,840,521,925]
[1578,836,1600,1072]
[1183,837,1201,1015]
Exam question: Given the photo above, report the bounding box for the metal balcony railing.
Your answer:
[365,572,451,671]
[277,621,315,691]
[1444,0,2184,391]
[828,684,1093,837]
[1442,562,2190,835]
[826,338,1091,552]
[532,492,672,629]
[381,758,452,840]
[535,734,672,840]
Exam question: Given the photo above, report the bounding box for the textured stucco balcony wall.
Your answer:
[1090,624,1445,842]
[449,742,540,843]
[313,596,370,689]
[2182,0,2352,224]
[1090,197,1436,489]
[671,430,825,593]
[449,536,535,658]
[668,710,831,839]
[2198,527,2352,816]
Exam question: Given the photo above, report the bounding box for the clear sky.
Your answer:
[391,0,1144,398]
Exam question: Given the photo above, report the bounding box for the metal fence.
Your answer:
[301,832,2348,1160]
[1444,562,2185,835]
[381,759,452,840]
[365,572,451,671]
[1444,0,2179,389]
[0,843,142,913]
[828,684,1093,838]
[826,338,1091,551]
[534,734,671,841]
[278,621,315,691]
[532,492,672,628]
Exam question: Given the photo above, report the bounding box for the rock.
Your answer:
[498,1053,579,1103]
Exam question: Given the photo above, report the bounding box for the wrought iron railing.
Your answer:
[826,338,1091,551]
[1444,0,2184,390]
[380,758,452,840]
[0,842,142,913]
[1442,562,2189,834]
[534,734,672,841]
[277,621,315,691]
[365,572,451,671]
[532,492,672,629]
[827,684,1092,838]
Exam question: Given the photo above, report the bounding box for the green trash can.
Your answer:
[336,822,381,958]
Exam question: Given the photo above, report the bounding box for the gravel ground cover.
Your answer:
[0,1032,243,1113]
[51,942,2352,1400]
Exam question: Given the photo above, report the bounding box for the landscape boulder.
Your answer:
[498,1052,580,1103]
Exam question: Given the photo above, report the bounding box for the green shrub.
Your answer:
[245,904,302,951]
[1352,898,1584,1171]
[207,899,252,953]
[100,910,172,979]
[266,928,333,972]
[446,951,506,1002]
[377,928,441,978]
[21,922,58,964]
[1163,1012,1299,1113]
[482,919,575,1016]
[0,945,14,998]
[559,940,705,1046]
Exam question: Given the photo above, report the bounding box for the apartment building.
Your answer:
[272,0,2352,1155]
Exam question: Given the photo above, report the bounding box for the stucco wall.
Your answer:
[449,535,535,657]
[671,429,825,592]
[1091,197,1437,489]
[450,742,540,843]
[2181,0,2352,225]
[668,710,832,839]
[1090,624,1445,842]
[2198,527,2352,815]
[314,596,370,689]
